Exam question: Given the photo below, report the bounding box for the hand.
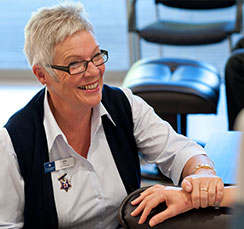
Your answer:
[130,184,193,227]
[181,173,224,209]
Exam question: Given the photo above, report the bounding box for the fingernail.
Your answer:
[131,200,135,205]
[138,218,144,225]
[185,184,191,192]
[150,220,156,227]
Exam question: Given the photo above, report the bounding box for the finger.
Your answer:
[198,179,210,208]
[149,208,176,227]
[138,205,155,224]
[131,188,155,205]
[139,185,164,197]
[191,181,201,208]
[131,185,164,205]
[131,200,146,216]
[199,186,209,208]
[208,180,218,206]
[131,194,146,205]
[181,178,193,193]
[131,192,163,217]
[215,180,224,207]
[138,195,166,224]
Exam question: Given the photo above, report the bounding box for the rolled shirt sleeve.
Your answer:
[0,128,24,228]
[121,88,206,185]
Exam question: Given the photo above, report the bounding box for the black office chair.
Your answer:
[128,0,243,63]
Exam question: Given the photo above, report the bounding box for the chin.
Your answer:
[88,94,102,107]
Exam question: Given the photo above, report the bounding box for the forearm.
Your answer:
[181,154,216,179]
[220,186,236,207]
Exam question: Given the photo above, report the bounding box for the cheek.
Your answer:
[99,65,105,77]
[58,73,77,88]
[58,72,70,82]
[47,72,67,86]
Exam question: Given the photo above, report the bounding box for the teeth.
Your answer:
[79,82,98,90]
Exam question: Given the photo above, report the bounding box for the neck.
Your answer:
[54,106,92,131]
[48,93,92,127]
[48,96,93,158]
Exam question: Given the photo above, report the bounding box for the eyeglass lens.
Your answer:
[69,52,107,75]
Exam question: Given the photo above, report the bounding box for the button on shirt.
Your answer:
[0,87,206,228]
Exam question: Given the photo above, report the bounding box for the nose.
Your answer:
[84,61,100,76]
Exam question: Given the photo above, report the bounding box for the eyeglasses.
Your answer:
[47,49,108,75]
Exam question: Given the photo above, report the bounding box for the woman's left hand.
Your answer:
[130,184,193,227]
[181,173,224,209]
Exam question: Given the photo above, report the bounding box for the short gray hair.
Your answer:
[24,1,94,78]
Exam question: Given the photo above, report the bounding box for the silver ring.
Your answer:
[200,187,208,192]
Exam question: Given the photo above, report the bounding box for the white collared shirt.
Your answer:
[0,87,206,228]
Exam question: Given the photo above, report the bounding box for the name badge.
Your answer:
[44,157,75,173]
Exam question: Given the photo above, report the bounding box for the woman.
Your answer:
[0,2,223,229]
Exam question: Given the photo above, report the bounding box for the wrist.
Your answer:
[192,163,216,175]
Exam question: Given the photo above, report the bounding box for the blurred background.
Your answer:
[0,0,242,143]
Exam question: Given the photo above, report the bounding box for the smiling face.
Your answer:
[34,30,105,114]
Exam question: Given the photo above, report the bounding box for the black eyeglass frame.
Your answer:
[47,49,108,75]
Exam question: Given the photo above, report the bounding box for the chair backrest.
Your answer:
[128,0,243,64]
[156,0,236,10]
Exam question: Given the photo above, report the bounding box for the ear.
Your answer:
[32,65,47,85]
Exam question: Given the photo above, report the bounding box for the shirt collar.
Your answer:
[43,87,116,153]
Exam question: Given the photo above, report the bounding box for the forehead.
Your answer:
[54,30,99,59]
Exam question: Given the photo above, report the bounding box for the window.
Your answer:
[0,0,232,141]
[0,0,129,72]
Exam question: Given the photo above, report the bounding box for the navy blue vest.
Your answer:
[5,84,140,229]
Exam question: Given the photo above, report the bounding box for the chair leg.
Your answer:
[159,114,178,133]
[135,34,142,60]
[228,35,233,52]
[179,114,187,136]
[159,45,163,57]
[128,32,141,65]
[158,113,187,136]
[155,3,164,57]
